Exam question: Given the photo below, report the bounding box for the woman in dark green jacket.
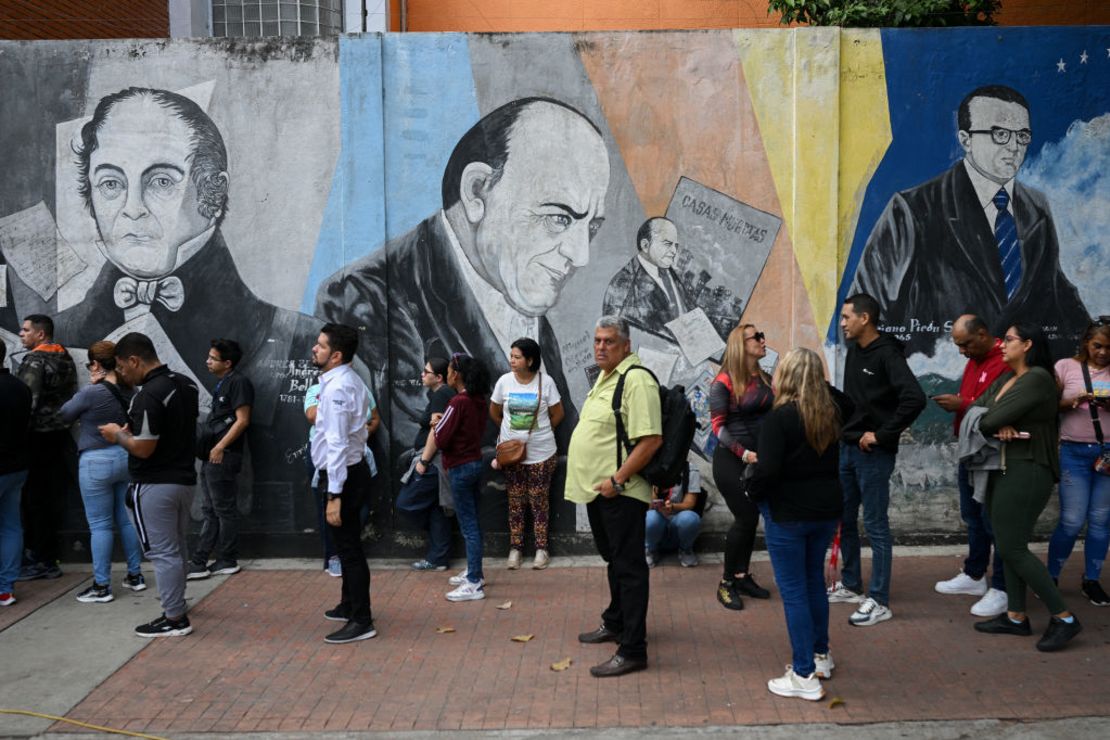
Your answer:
[973,322,1081,651]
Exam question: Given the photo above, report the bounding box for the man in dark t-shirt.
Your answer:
[188,339,254,580]
[99,332,199,638]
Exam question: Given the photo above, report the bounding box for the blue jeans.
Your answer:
[645,510,701,553]
[1048,441,1110,581]
[839,443,896,606]
[396,463,452,566]
[0,470,27,593]
[957,463,1005,590]
[448,460,483,583]
[78,447,142,586]
[760,502,837,676]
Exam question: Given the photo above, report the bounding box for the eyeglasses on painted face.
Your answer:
[746,331,765,343]
[966,126,1031,146]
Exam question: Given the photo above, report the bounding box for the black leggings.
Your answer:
[713,444,759,579]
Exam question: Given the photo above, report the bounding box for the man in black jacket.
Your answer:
[0,341,33,605]
[828,293,925,627]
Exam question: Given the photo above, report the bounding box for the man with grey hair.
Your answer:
[602,217,692,342]
[566,315,662,677]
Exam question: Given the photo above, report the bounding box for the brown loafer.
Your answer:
[589,653,647,678]
[577,626,619,644]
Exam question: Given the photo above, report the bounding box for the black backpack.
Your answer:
[612,365,698,489]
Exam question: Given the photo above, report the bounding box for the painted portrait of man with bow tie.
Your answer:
[48,86,326,512]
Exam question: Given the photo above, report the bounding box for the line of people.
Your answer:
[0,300,1105,695]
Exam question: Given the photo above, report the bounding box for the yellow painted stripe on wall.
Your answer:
[838,29,891,284]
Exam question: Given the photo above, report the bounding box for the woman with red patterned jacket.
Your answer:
[711,324,774,611]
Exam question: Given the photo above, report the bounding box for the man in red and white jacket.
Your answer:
[932,314,1012,617]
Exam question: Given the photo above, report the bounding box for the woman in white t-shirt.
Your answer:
[490,338,564,570]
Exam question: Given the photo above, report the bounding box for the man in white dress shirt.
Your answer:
[310,323,375,644]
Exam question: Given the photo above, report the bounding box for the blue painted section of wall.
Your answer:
[381,33,480,239]
[831,26,1110,342]
[301,35,387,312]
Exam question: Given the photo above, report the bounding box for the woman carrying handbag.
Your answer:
[491,338,564,570]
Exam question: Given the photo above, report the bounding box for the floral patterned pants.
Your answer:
[504,456,557,550]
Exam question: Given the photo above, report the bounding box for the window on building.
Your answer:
[211,0,344,37]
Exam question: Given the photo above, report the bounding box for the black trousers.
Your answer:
[587,494,649,660]
[21,430,76,563]
[321,461,373,625]
[713,444,759,579]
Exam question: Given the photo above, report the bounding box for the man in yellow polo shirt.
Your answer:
[566,316,662,677]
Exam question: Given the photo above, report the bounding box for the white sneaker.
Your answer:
[970,587,1008,617]
[448,569,469,586]
[532,549,550,570]
[935,571,988,596]
[849,597,893,626]
[814,652,834,679]
[507,549,522,570]
[767,666,825,701]
[827,581,862,603]
[445,579,485,602]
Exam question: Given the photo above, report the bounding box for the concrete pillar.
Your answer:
[168,0,211,38]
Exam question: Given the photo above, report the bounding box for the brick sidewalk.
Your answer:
[63,555,1108,734]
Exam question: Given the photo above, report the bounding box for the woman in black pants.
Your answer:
[711,323,773,609]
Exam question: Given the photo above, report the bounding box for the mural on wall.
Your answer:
[2,27,1109,553]
[850,84,1087,359]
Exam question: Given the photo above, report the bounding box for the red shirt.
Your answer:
[953,339,1010,435]
[433,391,488,469]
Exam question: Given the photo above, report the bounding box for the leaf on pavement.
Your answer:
[827,697,845,709]
[510,634,534,642]
[550,657,573,671]
[496,601,513,610]
[435,626,456,634]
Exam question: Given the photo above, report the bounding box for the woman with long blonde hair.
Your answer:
[749,348,852,701]
[709,324,773,609]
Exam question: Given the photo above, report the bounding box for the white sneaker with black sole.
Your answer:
[935,571,988,596]
[849,596,893,626]
[446,579,485,602]
[814,652,834,679]
[767,666,825,701]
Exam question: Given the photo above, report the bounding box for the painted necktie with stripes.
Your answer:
[993,188,1022,301]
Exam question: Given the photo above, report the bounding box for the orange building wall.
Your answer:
[403,0,1110,32]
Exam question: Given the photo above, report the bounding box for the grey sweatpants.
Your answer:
[129,482,192,619]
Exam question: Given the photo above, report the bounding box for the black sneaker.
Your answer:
[209,560,241,576]
[735,573,771,599]
[325,605,352,622]
[716,579,744,611]
[135,613,193,638]
[185,561,211,580]
[17,561,62,581]
[123,572,147,592]
[1081,579,1110,607]
[76,583,114,603]
[974,613,1032,636]
[325,620,377,644]
[1036,615,1082,652]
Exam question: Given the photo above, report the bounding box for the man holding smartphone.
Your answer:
[932,315,1012,617]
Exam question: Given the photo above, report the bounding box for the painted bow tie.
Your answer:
[113,275,185,312]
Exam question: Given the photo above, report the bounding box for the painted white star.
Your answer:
[1081,50,1089,64]
[1057,58,1066,72]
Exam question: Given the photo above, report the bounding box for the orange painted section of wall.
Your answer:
[403,0,1110,32]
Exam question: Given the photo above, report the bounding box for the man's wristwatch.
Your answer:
[327,493,341,502]
[610,476,625,493]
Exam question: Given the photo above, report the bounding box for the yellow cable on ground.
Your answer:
[0,709,170,740]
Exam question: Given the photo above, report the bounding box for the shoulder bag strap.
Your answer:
[1080,363,1105,446]
[101,381,131,422]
